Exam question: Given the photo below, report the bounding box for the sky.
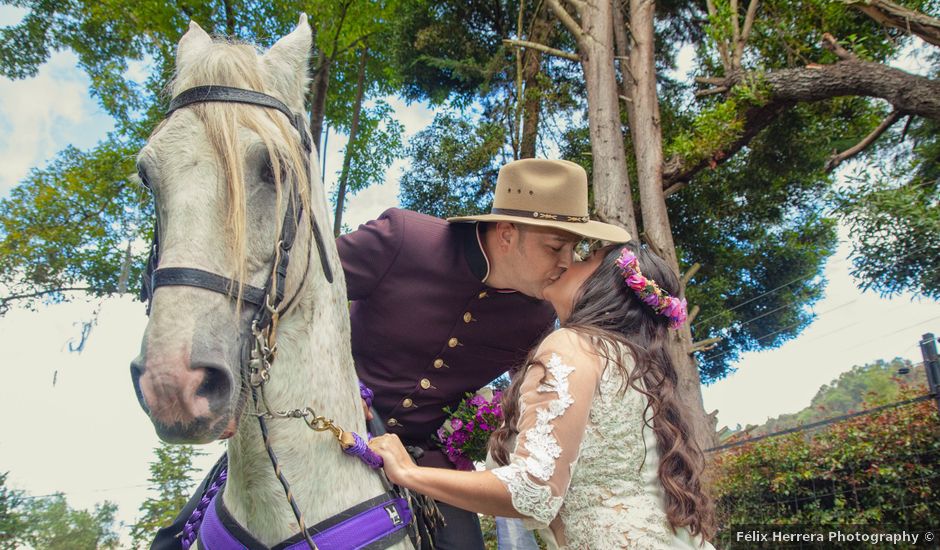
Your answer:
[0,4,937,544]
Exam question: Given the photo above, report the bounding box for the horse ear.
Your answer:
[263,14,312,98]
[177,21,213,65]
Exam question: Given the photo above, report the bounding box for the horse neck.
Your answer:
[221,227,385,545]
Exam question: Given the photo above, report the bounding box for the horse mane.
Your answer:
[157,38,312,303]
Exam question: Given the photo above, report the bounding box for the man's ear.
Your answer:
[494,222,518,250]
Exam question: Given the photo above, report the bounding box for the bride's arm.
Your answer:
[368,438,523,518]
[369,328,603,525]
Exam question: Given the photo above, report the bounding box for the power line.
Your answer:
[694,240,937,330]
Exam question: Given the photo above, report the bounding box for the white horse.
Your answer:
[130,16,413,549]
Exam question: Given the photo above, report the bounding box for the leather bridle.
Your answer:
[139,85,334,370]
[139,85,341,549]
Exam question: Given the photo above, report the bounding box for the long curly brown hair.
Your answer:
[488,241,715,540]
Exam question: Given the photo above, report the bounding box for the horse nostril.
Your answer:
[130,361,148,411]
[194,364,234,410]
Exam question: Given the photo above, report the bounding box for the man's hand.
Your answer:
[362,398,373,420]
[368,433,417,487]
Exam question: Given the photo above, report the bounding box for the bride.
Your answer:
[370,242,716,549]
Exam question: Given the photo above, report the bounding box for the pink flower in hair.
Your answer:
[625,273,646,291]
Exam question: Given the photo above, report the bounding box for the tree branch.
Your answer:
[545,0,583,41]
[825,110,904,172]
[1,287,97,310]
[821,32,858,61]
[705,0,733,72]
[665,54,940,189]
[695,86,730,97]
[502,39,580,61]
[691,336,723,352]
[844,0,940,47]
[681,262,702,286]
[687,305,701,325]
[732,0,760,68]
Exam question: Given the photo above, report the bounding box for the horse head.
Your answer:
[130,16,318,444]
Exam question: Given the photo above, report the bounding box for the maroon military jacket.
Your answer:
[337,208,556,468]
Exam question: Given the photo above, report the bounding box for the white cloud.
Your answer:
[0,50,113,196]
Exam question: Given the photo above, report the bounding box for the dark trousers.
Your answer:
[432,501,485,550]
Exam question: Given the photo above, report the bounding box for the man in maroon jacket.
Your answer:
[151,158,630,550]
[338,158,631,549]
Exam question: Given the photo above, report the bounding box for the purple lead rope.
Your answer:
[353,380,383,468]
[181,467,228,550]
[343,431,384,469]
[359,380,374,408]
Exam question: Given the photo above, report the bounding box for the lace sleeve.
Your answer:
[491,329,602,529]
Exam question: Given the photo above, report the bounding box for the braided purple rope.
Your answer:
[342,431,384,469]
[180,467,228,550]
[359,380,374,408]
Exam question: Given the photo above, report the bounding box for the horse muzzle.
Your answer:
[131,355,236,443]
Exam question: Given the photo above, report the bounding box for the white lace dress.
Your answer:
[489,329,715,549]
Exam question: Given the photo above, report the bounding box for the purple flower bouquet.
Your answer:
[435,387,504,471]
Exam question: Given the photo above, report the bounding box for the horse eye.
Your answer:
[136,166,152,190]
[260,159,277,184]
[261,158,288,185]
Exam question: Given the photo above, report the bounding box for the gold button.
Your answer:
[478,290,488,299]
[448,337,459,348]
[387,418,398,427]
[463,312,472,323]
[420,378,431,390]
[402,398,414,408]
[433,358,444,369]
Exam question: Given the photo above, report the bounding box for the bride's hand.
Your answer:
[368,433,417,487]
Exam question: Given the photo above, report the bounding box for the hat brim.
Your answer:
[447,213,632,243]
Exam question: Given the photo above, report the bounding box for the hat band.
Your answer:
[490,207,589,224]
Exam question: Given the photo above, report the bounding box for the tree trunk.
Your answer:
[333,46,369,237]
[520,8,555,159]
[627,0,716,450]
[547,0,638,237]
[309,50,331,155]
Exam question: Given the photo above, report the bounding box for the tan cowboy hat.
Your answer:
[448,158,632,242]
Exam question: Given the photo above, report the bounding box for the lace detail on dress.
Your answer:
[493,353,574,527]
[492,462,563,528]
[558,361,680,549]
[523,353,573,481]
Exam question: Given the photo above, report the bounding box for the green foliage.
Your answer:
[0,472,26,550]
[0,137,150,314]
[129,442,205,549]
[387,0,516,105]
[711,386,940,544]
[338,100,405,196]
[0,0,409,314]
[835,117,940,300]
[748,358,922,436]
[399,111,507,218]
[1,481,120,550]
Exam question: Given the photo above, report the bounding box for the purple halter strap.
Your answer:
[193,486,411,550]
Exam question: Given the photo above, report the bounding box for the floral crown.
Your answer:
[615,248,688,329]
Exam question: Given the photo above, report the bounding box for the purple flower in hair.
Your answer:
[642,292,661,308]
[616,246,688,330]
